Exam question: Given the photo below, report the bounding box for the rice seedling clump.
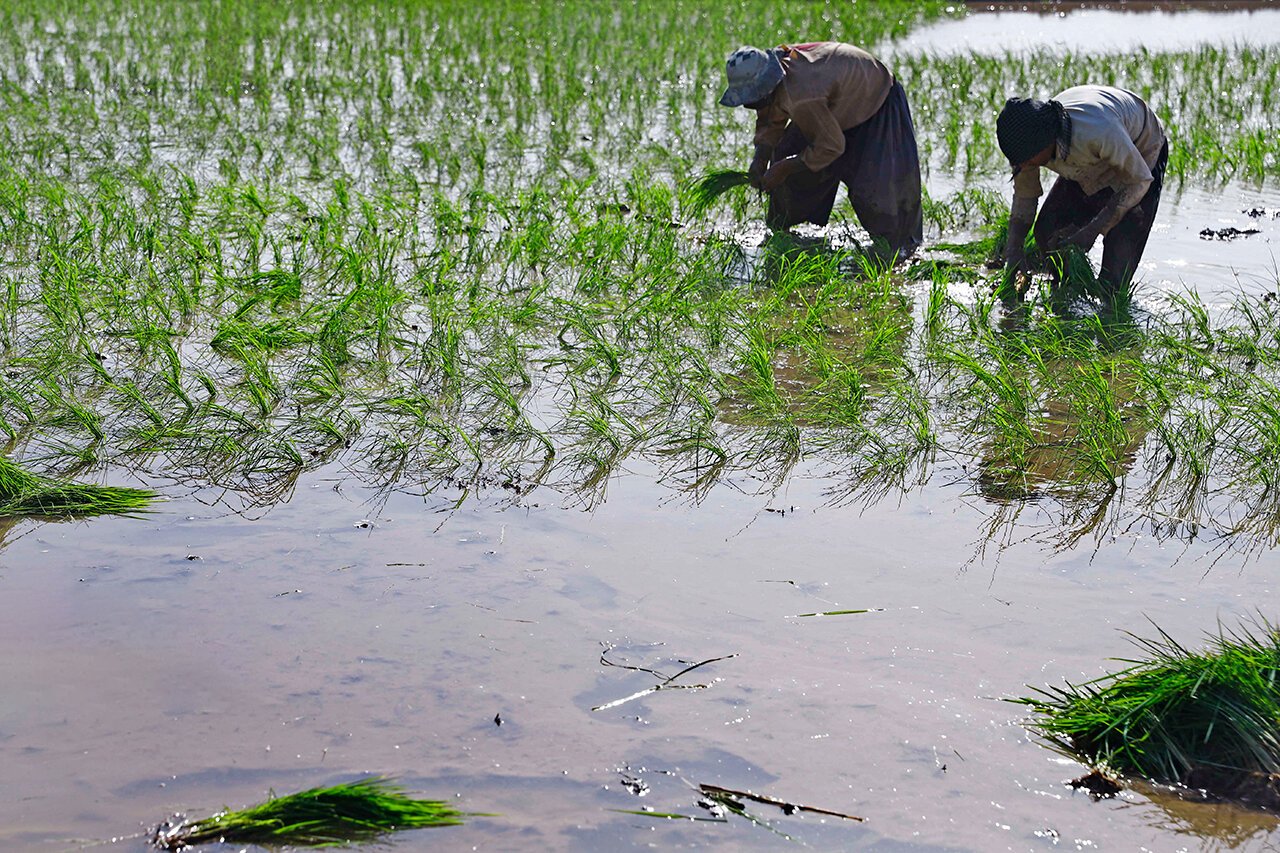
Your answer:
[1016,622,1280,807]
[0,456,154,518]
[684,169,754,218]
[150,777,467,850]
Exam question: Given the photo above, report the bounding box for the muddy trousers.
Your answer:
[765,80,923,257]
[1033,139,1169,293]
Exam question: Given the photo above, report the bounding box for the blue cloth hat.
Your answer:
[718,46,785,107]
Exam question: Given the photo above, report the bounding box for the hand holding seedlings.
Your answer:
[759,155,806,192]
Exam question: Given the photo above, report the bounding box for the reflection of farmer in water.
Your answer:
[718,42,923,258]
[997,86,1168,296]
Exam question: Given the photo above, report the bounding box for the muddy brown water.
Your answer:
[5,12,1280,853]
[4,459,1279,852]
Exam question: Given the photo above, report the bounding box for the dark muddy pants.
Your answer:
[1033,139,1169,293]
[766,80,923,257]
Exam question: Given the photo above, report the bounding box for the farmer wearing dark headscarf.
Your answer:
[718,42,922,257]
[997,85,1168,295]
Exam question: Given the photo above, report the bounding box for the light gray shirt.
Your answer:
[1013,85,1166,201]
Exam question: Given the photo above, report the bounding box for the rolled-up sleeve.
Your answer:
[786,99,846,172]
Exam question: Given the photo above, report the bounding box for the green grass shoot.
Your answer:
[0,456,155,519]
[151,777,471,850]
[790,608,880,618]
[1014,620,1280,798]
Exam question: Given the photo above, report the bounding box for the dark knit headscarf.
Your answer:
[997,97,1072,174]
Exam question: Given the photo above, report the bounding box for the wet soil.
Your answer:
[1070,769,1123,800]
[1200,226,1262,240]
[1186,767,1280,813]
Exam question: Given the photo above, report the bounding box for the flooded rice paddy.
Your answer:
[2,2,1280,851]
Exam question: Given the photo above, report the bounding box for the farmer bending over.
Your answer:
[997,86,1168,296]
[718,42,922,258]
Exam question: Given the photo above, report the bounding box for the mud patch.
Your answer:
[1200,226,1262,240]
[1070,769,1123,799]
[1186,766,1280,813]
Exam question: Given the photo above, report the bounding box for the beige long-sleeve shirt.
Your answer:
[1013,85,1166,202]
[752,42,894,172]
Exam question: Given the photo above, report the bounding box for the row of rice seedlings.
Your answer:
[915,283,1274,553]
[5,0,1274,227]
[1,1,1278,543]
[0,1,951,202]
[5,149,1280,546]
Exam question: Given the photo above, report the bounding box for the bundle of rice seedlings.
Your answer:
[0,456,156,518]
[683,169,753,218]
[1015,620,1280,802]
[151,777,469,850]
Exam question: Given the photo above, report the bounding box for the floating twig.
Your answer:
[592,650,738,712]
[699,783,866,822]
[609,808,726,822]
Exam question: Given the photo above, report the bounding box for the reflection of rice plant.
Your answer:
[151,777,469,850]
[1015,621,1280,793]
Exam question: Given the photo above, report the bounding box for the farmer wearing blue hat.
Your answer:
[719,42,922,257]
[997,85,1168,296]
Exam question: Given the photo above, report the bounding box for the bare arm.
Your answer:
[1005,196,1038,271]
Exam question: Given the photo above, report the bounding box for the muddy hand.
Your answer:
[760,156,806,193]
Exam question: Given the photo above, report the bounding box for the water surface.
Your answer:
[890,6,1280,56]
[3,455,1278,850]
